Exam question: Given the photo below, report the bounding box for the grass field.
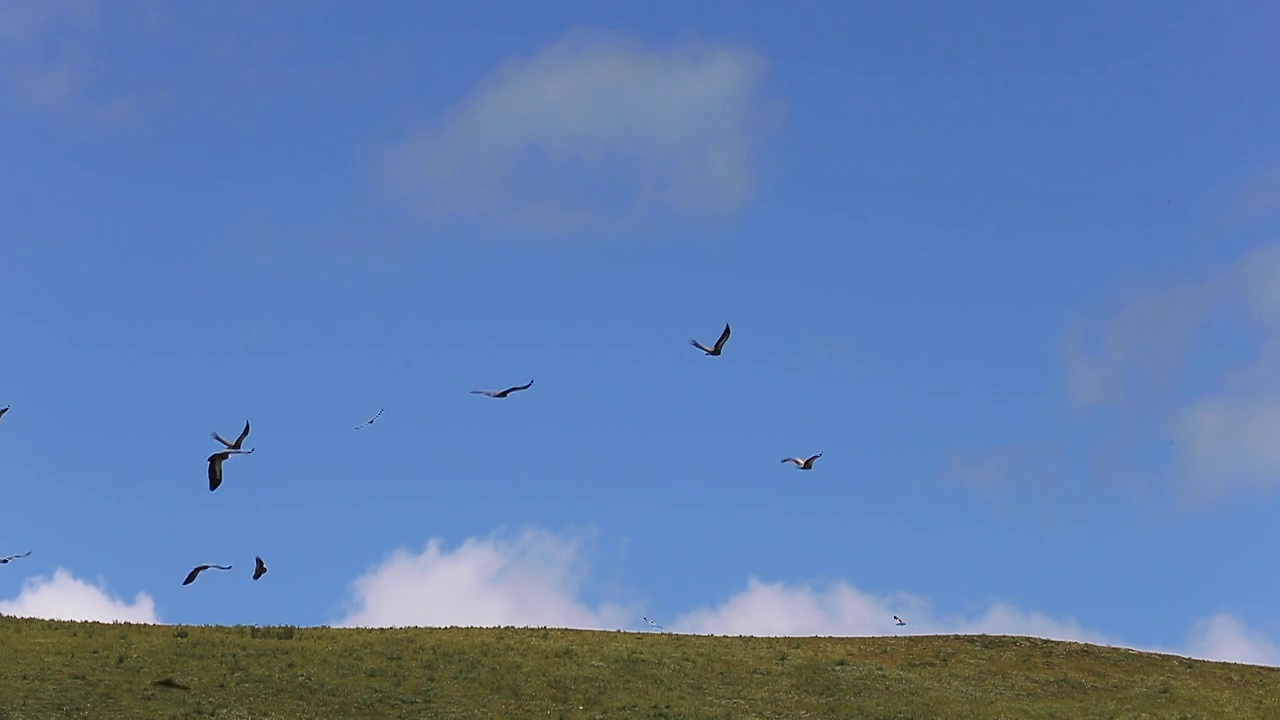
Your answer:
[0,616,1275,719]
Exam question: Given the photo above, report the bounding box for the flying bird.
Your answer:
[0,551,31,565]
[781,452,823,470]
[471,380,534,398]
[253,556,268,581]
[690,323,731,356]
[354,408,384,430]
[643,616,664,631]
[207,448,254,492]
[212,421,251,450]
[0,405,9,425]
[182,564,232,586]
[894,616,906,626]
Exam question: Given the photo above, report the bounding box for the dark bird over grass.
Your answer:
[781,452,823,470]
[208,448,254,492]
[471,380,534,398]
[354,408,384,430]
[182,564,232,586]
[690,323,731,356]
[0,551,31,565]
[212,421,251,450]
[253,556,268,581]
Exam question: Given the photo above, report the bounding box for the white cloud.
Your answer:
[1181,614,1280,666]
[672,577,1113,646]
[382,27,776,233]
[0,568,160,624]
[339,526,1279,666]
[337,527,632,629]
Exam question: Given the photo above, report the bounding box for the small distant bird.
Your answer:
[471,380,534,398]
[643,616,664,630]
[207,448,255,492]
[354,408,384,430]
[894,616,906,626]
[182,564,232,586]
[152,677,191,691]
[781,452,823,470]
[0,551,31,565]
[0,405,9,425]
[253,556,268,581]
[212,421,251,450]
[690,323,731,356]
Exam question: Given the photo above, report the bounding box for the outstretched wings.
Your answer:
[182,564,232,586]
[212,421,251,449]
[0,550,32,564]
[253,556,268,580]
[354,408,384,430]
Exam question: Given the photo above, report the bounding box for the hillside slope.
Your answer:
[0,616,1275,719]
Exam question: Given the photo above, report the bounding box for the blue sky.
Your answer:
[2,0,1280,664]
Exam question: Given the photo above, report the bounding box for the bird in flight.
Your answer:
[894,616,907,626]
[690,323,731,356]
[471,380,534,398]
[252,556,268,581]
[212,421,251,450]
[0,405,9,425]
[781,452,823,470]
[182,564,232,586]
[643,616,664,631]
[354,408,384,430]
[207,448,254,492]
[0,551,31,565]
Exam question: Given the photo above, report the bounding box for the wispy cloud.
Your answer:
[338,526,1280,666]
[381,27,777,234]
[0,568,160,624]
[0,0,140,131]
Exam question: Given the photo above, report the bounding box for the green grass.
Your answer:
[1,616,1276,719]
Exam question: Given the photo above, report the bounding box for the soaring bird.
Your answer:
[354,408,384,430]
[207,448,254,492]
[471,380,534,398]
[894,616,907,626]
[690,323,731,356]
[643,616,664,631]
[0,551,31,565]
[253,556,268,581]
[212,421,251,450]
[781,452,823,470]
[182,564,232,586]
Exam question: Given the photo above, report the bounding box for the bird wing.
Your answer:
[0,405,9,422]
[211,432,234,448]
[805,453,823,465]
[207,454,225,492]
[781,458,800,465]
[233,421,251,449]
[471,389,494,396]
[182,567,205,585]
[211,565,232,571]
[713,323,731,351]
[506,380,534,394]
[690,339,712,353]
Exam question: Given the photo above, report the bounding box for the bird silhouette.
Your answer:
[471,380,534,398]
[690,323,731,356]
[781,452,823,470]
[207,448,254,492]
[212,421,251,450]
[182,564,232,586]
[0,551,31,565]
[253,556,268,581]
[894,616,907,626]
[354,408,384,430]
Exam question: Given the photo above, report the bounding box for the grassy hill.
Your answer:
[1,616,1276,719]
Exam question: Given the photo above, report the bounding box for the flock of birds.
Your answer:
[0,323,917,628]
